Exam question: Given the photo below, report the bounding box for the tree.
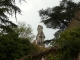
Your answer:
[0,31,34,60]
[55,27,80,60]
[15,22,35,41]
[24,42,46,60]
[42,27,80,60]
[39,0,80,31]
[39,0,80,45]
[60,0,72,6]
[0,0,39,60]
[0,0,25,34]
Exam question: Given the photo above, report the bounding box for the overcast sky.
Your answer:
[10,0,80,40]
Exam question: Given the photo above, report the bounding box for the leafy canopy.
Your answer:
[0,0,25,34]
[55,27,80,60]
[15,22,35,41]
[0,31,33,60]
[39,0,80,31]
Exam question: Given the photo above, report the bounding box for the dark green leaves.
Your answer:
[39,1,80,31]
[56,27,80,60]
[0,0,25,34]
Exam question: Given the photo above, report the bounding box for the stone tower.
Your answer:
[36,25,45,46]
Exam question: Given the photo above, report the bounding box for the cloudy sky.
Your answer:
[10,0,80,40]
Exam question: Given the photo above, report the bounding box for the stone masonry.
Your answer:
[36,25,45,46]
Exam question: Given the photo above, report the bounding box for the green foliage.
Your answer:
[0,0,25,20]
[0,0,25,34]
[0,32,33,60]
[14,22,35,41]
[44,27,80,60]
[56,27,80,60]
[39,0,80,31]
[39,0,80,46]
[47,54,54,60]
[0,0,37,60]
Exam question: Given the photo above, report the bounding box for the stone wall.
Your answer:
[66,19,80,30]
[66,10,80,30]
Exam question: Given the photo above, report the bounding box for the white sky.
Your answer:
[10,0,80,40]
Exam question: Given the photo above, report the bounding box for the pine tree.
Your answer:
[0,0,25,34]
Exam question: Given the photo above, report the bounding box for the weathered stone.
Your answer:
[36,25,45,46]
[66,10,80,30]
[66,19,80,30]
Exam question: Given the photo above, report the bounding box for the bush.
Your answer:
[0,33,32,60]
[56,27,80,60]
